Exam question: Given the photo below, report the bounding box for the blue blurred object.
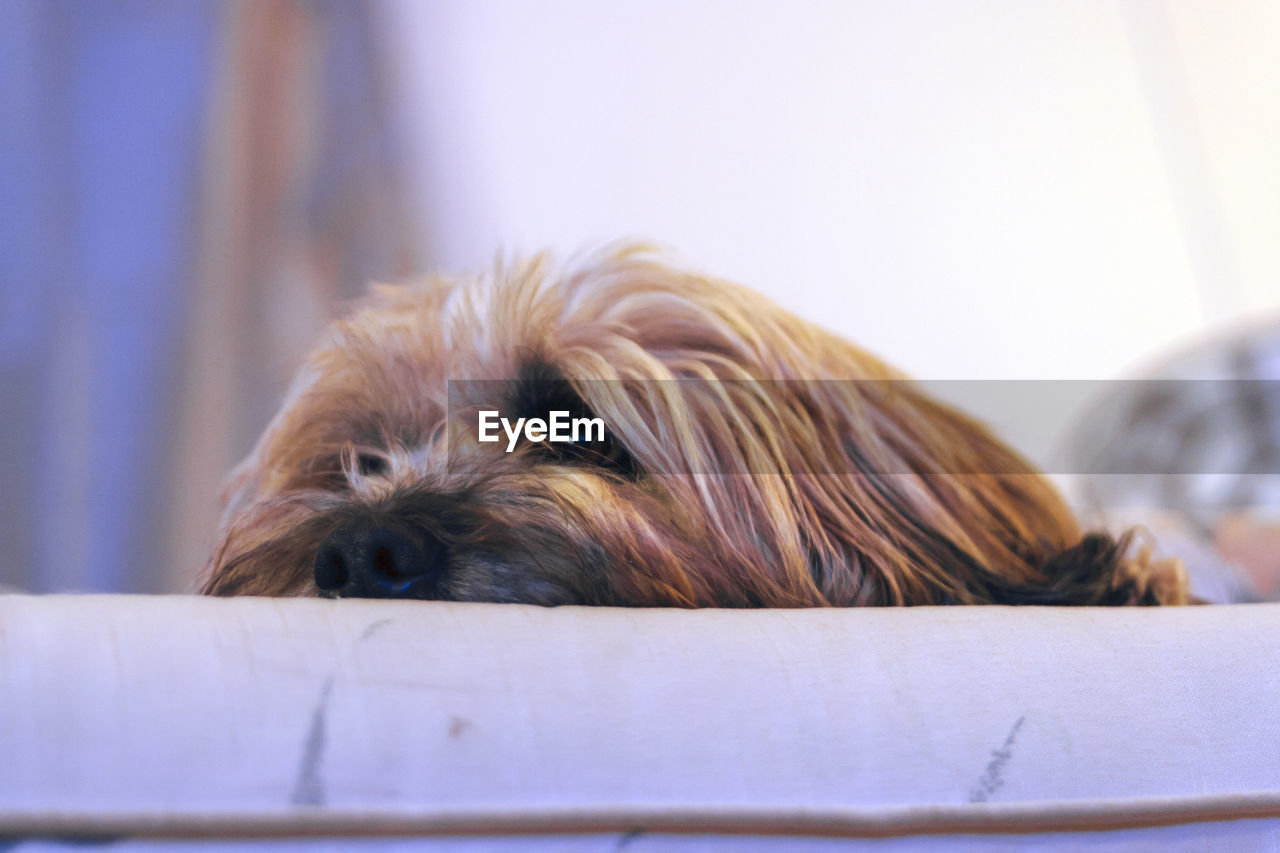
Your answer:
[1,1,217,591]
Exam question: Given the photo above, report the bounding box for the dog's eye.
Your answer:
[514,363,640,478]
[356,453,388,477]
[539,430,639,478]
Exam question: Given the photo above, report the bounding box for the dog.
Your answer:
[202,246,1190,606]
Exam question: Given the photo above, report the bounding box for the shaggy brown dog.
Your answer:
[202,247,1189,606]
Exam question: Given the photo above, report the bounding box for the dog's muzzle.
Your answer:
[313,520,446,599]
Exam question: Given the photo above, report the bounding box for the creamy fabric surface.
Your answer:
[1,595,1278,849]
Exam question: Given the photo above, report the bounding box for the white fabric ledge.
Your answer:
[1,595,1279,850]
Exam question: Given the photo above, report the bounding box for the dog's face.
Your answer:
[203,248,1185,606]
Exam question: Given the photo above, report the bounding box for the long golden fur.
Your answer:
[202,247,1189,606]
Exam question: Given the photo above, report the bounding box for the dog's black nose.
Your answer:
[313,521,445,599]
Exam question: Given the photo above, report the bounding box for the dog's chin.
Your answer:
[297,549,588,605]
[437,552,591,606]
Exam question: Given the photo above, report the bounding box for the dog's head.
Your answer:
[202,246,1133,606]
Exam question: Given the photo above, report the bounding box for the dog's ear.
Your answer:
[981,531,1190,605]
[217,456,263,529]
[217,362,324,526]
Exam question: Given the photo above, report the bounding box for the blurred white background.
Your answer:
[2,0,1278,592]
[384,0,1280,380]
